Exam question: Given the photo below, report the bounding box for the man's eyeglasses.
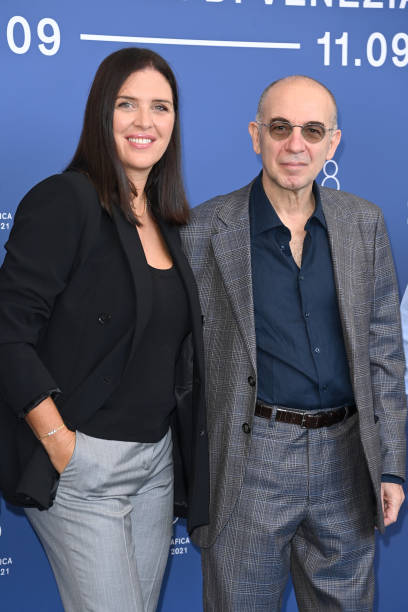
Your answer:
[256,120,336,144]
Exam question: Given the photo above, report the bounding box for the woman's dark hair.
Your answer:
[66,47,189,225]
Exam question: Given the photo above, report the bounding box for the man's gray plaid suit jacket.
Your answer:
[181,180,406,547]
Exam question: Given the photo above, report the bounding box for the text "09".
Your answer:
[7,16,60,56]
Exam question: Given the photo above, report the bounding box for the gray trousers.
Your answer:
[26,429,173,612]
[202,410,376,611]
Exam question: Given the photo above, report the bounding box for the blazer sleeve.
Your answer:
[401,286,408,394]
[0,173,98,417]
[369,211,407,478]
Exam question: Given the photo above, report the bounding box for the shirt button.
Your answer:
[98,312,112,325]
[280,245,285,250]
[304,312,310,318]
[314,347,320,354]
[242,423,251,434]
[299,275,304,281]
[322,384,328,391]
[248,376,256,387]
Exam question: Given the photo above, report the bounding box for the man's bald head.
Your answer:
[256,75,338,128]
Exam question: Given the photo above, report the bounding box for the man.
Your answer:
[181,76,406,611]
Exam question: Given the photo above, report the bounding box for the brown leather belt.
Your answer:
[255,401,357,429]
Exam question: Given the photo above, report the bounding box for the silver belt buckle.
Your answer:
[300,412,309,428]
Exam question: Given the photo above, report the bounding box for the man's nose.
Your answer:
[285,126,306,152]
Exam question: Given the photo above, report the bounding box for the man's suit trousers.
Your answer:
[202,409,375,611]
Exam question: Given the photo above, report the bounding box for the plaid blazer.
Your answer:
[181,180,406,547]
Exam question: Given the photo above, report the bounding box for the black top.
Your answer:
[250,173,354,410]
[80,263,190,442]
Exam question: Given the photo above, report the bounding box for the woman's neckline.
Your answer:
[148,263,174,272]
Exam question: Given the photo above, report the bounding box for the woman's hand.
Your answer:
[25,396,76,474]
[41,427,76,474]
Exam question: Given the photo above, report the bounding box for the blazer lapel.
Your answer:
[320,188,357,368]
[157,218,205,369]
[111,206,152,372]
[157,218,202,327]
[210,183,257,371]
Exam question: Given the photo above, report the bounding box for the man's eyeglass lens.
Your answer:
[266,121,328,143]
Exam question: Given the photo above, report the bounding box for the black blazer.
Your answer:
[0,171,209,534]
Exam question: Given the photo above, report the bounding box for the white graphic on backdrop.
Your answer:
[8,15,406,65]
[170,518,192,556]
[0,213,12,232]
[205,0,407,8]
[317,31,408,67]
[0,557,12,576]
[170,536,191,556]
[401,285,408,394]
[6,17,60,56]
[78,32,408,69]
[321,160,340,190]
[80,33,300,49]
[0,507,12,577]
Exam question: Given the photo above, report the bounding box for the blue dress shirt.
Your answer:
[250,173,354,410]
[250,173,402,484]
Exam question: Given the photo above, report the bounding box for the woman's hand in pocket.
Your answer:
[42,428,77,474]
[24,397,77,474]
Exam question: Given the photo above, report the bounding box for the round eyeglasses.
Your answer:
[256,120,336,144]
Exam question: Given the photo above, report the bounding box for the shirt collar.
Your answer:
[250,172,327,237]
[311,183,327,229]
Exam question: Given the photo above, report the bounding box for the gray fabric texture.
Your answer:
[181,181,406,552]
[202,410,375,611]
[26,429,173,612]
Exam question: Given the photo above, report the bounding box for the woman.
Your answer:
[0,47,209,611]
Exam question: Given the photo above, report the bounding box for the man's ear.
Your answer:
[249,121,261,155]
[326,129,341,160]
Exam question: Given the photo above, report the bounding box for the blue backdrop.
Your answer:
[1,1,407,610]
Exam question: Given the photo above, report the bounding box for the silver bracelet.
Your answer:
[38,424,66,440]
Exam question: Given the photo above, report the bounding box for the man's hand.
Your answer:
[381,482,405,527]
